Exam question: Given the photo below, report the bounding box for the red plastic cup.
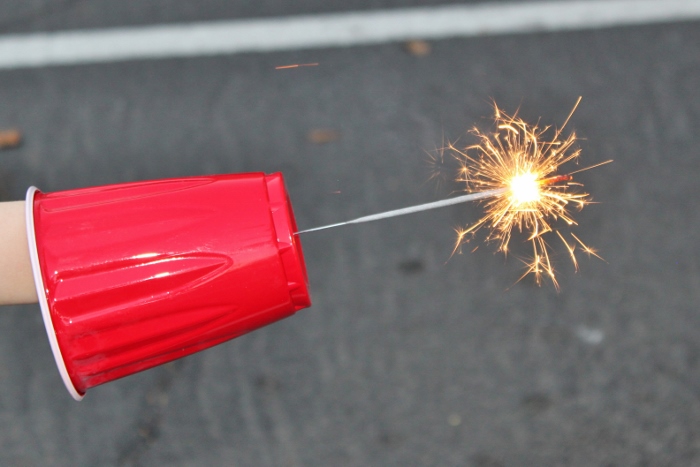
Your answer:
[25,173,310,400]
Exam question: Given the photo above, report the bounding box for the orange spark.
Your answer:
[275,62,319,70]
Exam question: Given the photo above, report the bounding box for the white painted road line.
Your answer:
[0,0,698,69]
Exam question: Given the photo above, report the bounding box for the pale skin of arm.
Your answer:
[0,201,38,305]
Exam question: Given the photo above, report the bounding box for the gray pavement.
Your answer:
[0,2,699,466]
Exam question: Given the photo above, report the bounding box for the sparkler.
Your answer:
[299,98,610,288]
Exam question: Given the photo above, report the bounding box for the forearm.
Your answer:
[0,201,38,304]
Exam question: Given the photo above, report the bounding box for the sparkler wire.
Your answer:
[296,187,506,234]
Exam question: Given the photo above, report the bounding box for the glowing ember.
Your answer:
[509,172,540,205]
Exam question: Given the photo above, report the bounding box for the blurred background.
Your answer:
[0,1,699,465]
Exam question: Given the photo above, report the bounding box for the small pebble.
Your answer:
[0,129,22,149]
[405,40,431,56]
[575,325,604,345]
[307,129,341,144]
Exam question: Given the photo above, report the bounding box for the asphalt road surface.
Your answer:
[0,1,699,466]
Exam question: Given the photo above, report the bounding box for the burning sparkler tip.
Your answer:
[446,98,608,288]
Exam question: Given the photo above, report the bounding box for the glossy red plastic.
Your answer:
[27,173,310,400]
